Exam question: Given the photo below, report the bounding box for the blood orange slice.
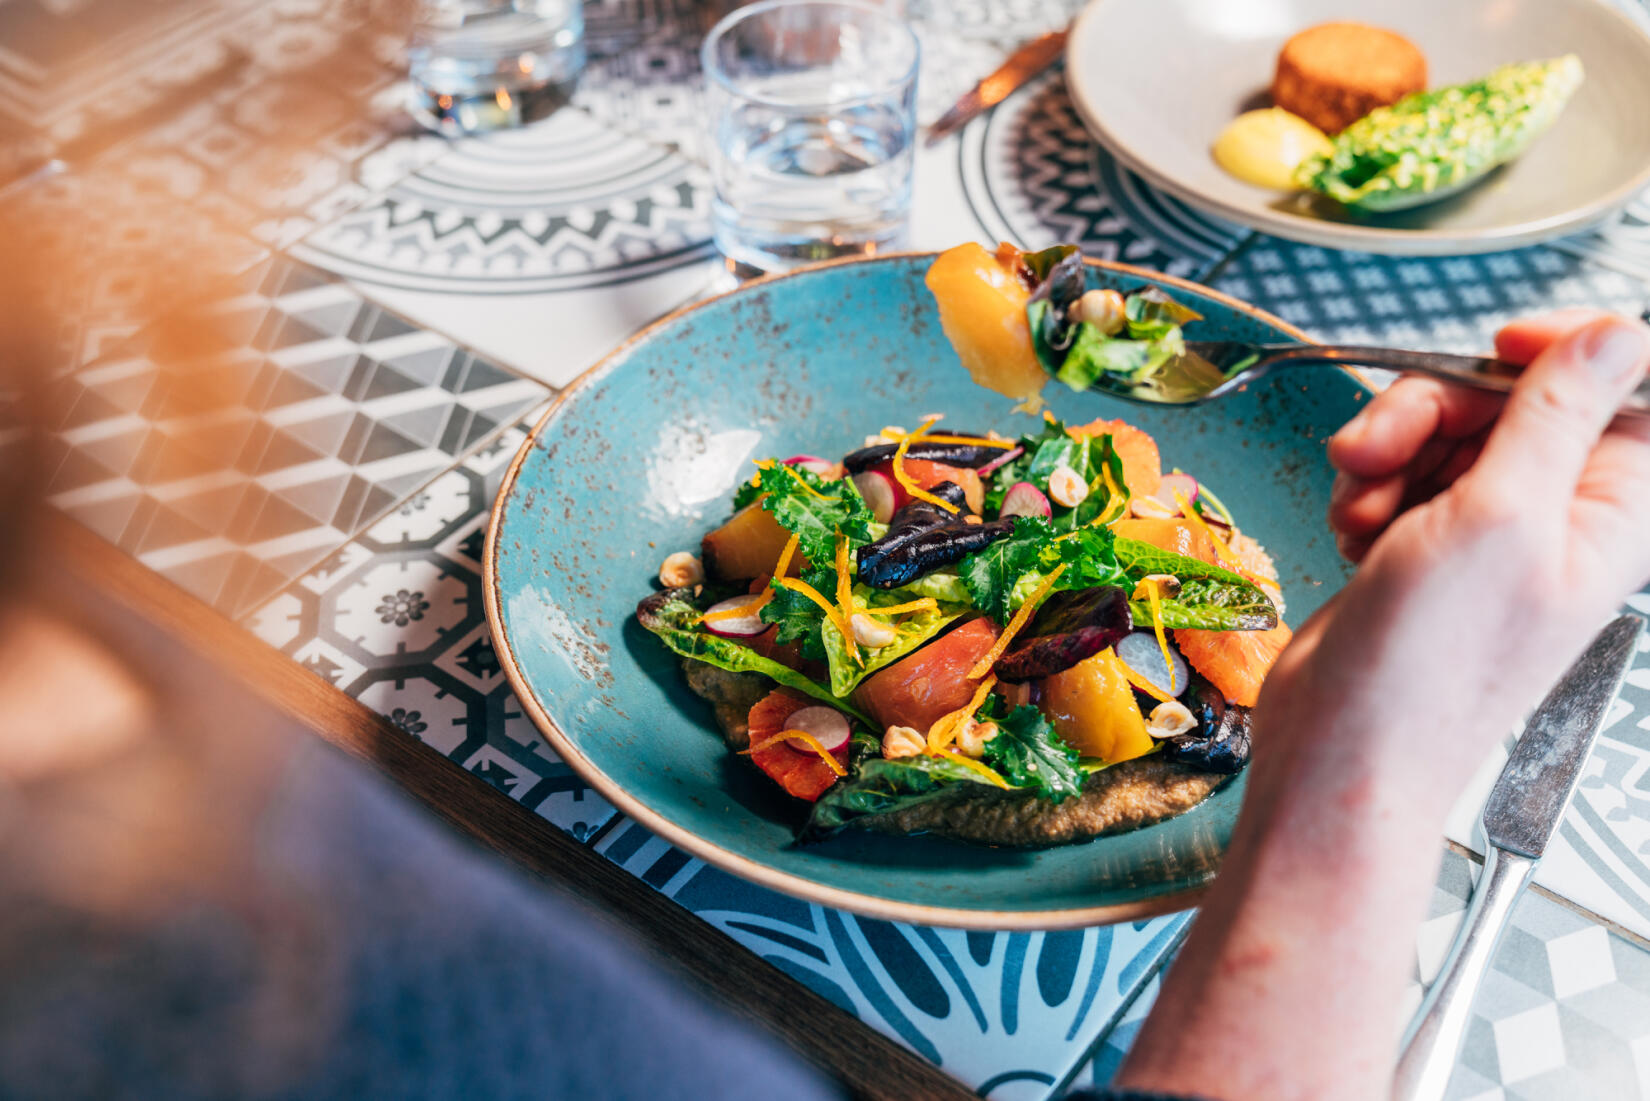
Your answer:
[1174,622,1293,708]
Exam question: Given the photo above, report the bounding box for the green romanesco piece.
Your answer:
[1296,55,1584,213]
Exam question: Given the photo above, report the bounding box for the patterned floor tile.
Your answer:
[6,163,271,373]
[0,0,259,152]
[955,72,1246,278]
[45,254,548,619]
[111,1,448,251]
[243,424,616,840]
[591,816,1189,1099]
[1070,850,1650,1099]
[1209,237,1650,350]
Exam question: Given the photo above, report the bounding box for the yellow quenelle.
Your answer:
[1213,108,1333,191]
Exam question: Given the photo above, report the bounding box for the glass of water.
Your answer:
[701,0,919,274]
[408,0,586,135]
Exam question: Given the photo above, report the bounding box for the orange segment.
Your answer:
[1174,622,1293,707]
[746,688,849,802]
[1070,418,1163,498]
[925,243,1047,400]
[1111,517,1219,565]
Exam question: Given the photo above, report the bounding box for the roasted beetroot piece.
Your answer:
[856,484,1013,589]
[843,436,1003,473]
[1160,677,1252,773]
[992,587,1133,682]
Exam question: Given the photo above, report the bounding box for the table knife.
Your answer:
[1391,613,1645,1101]
[924,29,1069,147]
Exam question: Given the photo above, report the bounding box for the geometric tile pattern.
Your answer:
[1072,849,1650,1099]
[1210,238,1650,352]
[593,817,1190,1100]
[242,424,616,841]
[958,72,1246,280]
[291,106,715,295]
[110,0,447,249]
[45,255,547,618]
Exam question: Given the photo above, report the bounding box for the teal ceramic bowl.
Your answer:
[486,253,1368,929]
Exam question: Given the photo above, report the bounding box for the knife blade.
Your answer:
[1483,613,1644,857]
[924,29,1069,147]
[1393,614,1644,1101]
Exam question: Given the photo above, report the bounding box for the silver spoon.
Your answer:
[1094,341,1650,418]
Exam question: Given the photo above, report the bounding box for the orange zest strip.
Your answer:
[889,433,1014,450]
[1098,461,1129,525]
[702,598,762,625]
[776,576,858,652]
[742,730,847,777]
[1142,578,1178,693]
[966,564,1067,680]
[756,459,839,502]
[925,674,999,755]
[1173,489,1247,575]
[937,750,1013,788]
[866,598,939,618]
[832,534,863,668]
[891,416,960,515]
[1120,661,1175,704]
[703,532,800,624]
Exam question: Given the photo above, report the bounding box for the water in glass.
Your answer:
[408,0,585,135]
[703,1,919,274]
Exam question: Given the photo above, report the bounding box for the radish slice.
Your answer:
[853,470,899,523]
[782,706,851,753]
[977,445,1024,477]
[701,597,768,638]
[1000,481,1052,519]
[1116,630,1189,697]
[783,454,834,477]
[1154,473,1198,510]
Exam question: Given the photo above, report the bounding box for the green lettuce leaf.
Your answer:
[1114,537,1278,631]
[639,593,868,720]
[799,754,1009,841]
[979,701,1083,803]
[959,516,1054,623]
[819,585,970,698]
[984,417,1128,530]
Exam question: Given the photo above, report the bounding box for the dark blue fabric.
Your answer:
[0,740,846,1101]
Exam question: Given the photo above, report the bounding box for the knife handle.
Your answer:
[1392,846,1536,1101]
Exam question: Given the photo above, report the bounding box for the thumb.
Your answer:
[1469,316,1650,509]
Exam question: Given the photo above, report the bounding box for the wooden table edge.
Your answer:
[46,510,974,1101]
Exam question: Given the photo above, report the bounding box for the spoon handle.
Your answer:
[1265,344,1650,418]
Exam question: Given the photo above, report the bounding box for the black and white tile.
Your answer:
[1072,849,1650,1099]
[954,72,1245,278]
[244,424,616,840]
[594,817,1190,1100]
[46,254,547,619]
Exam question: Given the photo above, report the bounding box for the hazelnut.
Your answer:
[659,551,704,589]
[851,613,897,649]
[1071,288,1126,335]
[1047,464,1090,508]
[1128,494,1178,520]
[1147,700,1198,740]
[1131,573,1183,602]
[881,725,925,759]
[954,719,999,758]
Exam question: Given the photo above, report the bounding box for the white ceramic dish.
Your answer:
[1065,0,1650,255]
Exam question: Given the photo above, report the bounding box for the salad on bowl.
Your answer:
[635,244,1293,849]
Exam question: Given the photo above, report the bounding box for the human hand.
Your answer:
[1258,311,1650,806]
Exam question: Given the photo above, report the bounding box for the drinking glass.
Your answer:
[701,0,920,274]
[408,0,586,135]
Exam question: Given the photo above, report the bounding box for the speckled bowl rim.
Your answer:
[1065,0,1650,256]
[484,250,1359,931]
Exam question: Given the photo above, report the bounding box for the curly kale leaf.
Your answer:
[749,461,874,565]
[979,699,1083,803]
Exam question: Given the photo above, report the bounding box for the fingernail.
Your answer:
[1581,319,1650,382]
[1339,403,1374,442]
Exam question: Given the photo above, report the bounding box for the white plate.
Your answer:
[1065,0,1650,255]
